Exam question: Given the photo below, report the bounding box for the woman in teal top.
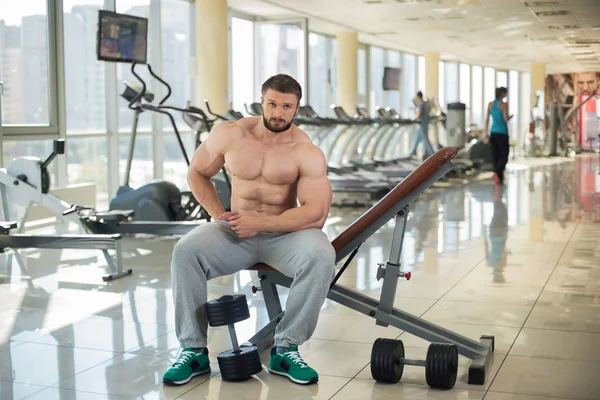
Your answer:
[484,87,513,186]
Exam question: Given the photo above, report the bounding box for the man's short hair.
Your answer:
[261,74,302,103]
[416,91,423,99]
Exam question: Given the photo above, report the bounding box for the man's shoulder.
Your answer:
[290,125,313,143]
[214,117,258,138]
[292,140,325,161]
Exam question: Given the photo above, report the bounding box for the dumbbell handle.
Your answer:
[228,324,240,353]
[397,358,426,367]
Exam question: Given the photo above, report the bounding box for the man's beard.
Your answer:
[262,115,294,133]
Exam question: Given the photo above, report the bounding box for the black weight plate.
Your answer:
[370,338,404,383]
[217,346,263,381]
[425,343,458,390]
[205,294,250,327]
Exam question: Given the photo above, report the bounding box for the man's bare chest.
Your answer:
[224,140,299,185]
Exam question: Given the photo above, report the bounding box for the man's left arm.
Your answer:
[263,144,332,232]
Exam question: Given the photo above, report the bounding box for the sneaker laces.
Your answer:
[285,351,308,369]
[172,350,195,369]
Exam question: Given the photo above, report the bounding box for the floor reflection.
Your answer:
[0,155,599,399]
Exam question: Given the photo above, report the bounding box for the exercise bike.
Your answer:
[111,62,231,222]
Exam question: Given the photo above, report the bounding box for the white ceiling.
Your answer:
[228,0,600,73]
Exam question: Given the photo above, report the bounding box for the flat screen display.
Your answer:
[97,10,148,64]
[383,67,401,91]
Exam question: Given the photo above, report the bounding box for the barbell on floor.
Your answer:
[370,338,459,390]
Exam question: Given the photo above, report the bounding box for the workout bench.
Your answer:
[243,147,494,386]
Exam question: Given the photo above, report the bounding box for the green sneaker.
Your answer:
[162,348,211,386]
[268,345,318,385]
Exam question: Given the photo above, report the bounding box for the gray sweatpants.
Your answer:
[171,220,336,349]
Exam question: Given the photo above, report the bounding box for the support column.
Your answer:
[196,0,229,114]
[425,52,440,104]
[336,32,359,114]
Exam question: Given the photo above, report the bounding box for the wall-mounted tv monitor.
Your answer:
[383,67,401,91]
[96,10,148,64]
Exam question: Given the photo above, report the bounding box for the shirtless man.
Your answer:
[162,74,335,387]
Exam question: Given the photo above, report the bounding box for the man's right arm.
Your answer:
[187,122,236,219]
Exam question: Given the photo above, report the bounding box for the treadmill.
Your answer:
[329,106,417,179]
[292,106,395,204]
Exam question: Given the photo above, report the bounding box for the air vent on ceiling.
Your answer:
[535,10,569,17]
[548,24,580,30]
[530,37,557,41]
[524,1,559,6]
[365,0,383,3]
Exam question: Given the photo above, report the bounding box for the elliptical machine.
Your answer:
[111,62,231,221]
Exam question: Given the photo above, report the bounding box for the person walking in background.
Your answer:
[409,91,436,160]
[484,87,513,186]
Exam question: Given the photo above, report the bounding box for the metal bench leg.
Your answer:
[243,311,284,353]
[101,241,132,282]
[246,273,283,351]
[259,273,283,321]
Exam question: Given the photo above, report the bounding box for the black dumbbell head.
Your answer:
[217,346,262,381]
[205,294,250,327]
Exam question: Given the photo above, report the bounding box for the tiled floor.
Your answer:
[1,155,600,399]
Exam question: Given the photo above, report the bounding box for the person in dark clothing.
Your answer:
[484,87,513,186]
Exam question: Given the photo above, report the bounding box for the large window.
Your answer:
[255,21,307,105]
[63,1,106,133]
[369,47,385,110]
[231,17,254,113]
[161,0,194,130]
[497,70,508,88]
[444,62,459,105]
[418,55,425,94]
[386,50,401,111]
[484,66,495,104]
[330,38,338,110]
[471,65,483,126]
[459,63,471,123]
[67,137,109,205]
[309,33,329,116]
[402,54,416,118]
[118,134,153,189]
[0,2,51,126]
[163,133,195,191]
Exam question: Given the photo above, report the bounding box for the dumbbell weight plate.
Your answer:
[218,346,263,381]
[425,343,458,390]
[370,338,404,383]
[205,294,250,327]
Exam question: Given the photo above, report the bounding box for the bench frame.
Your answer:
[242,158,494,385]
